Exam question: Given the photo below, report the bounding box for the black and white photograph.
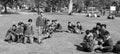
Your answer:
[0,0,120,54]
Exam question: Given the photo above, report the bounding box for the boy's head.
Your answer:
[96,22,101,29]
[12,24,17,30]
[18,22,24,26]
[47,19,50,22]
[68,22,72,25]
[77,21,80,25]
[77,21,80,24]
[68,22,71,24]
[101,24,107,30]
[52,20,55,22]
[28,19,32,24]
[85,30,90,35]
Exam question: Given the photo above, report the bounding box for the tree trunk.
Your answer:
[4,4,7,13]
[50,7,52,13]
[38,3,40,15]
[68,0,73,15]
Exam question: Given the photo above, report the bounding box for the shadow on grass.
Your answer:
[74,44,94,52]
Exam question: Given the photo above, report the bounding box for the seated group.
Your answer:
[80,23,120,53]
[4,16,120,53]
[4,18,63,44]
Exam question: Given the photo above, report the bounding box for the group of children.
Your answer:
[80,22,120,53]
[5,19,34,44]
[67,21,83,34]
[4,15,63,44]
[4,15,120,53]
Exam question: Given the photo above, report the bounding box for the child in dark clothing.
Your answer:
[99,24,110,41]
[113,40,120,53]
[95,28,113,52]
[67,22,76,33]
[16,22,24,43]
[81,30,94,52]
[5,24,18,43]
[99,36,113,52]
[54,20,62,32]
[76,22,82,30]
[24,19,34,44]
[75,21,83,34]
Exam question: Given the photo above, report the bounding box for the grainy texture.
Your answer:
[0,13,118,54]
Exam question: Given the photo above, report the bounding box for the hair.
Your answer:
[12,24,17,27]
[117,40,120,44]
[47,19,50,21]
[52,20,55,22]
[18,22,24,26]
[77,21,80,24]
[101,24,107,28]
[96,22,101,26]
[85,30,90,34]
[28,19,32,22]
[54,19,57,22]
[68,22,71,24]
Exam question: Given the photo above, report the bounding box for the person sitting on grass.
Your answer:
[53,20,62,32]
[81,30,94,52]
[91,23,102,41]
[24,19,34,44]
[75,21,83,34]
[5,24,18,43]
[113,40,120,53]
[99,24,110,41]
[95,34,113,52]
[67,22,76,33]
[16,22,24,43]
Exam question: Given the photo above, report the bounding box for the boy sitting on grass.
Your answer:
[5,24,18,43]
[67,22,76,33]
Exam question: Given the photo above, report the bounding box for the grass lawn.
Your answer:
[0,13,119,54]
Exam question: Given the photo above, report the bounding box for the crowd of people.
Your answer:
[4,15,120,53]
[80,22,120,53]
[4,15,63,44]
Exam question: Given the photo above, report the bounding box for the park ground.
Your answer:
[0,13,120,54]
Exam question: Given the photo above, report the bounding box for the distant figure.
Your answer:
[103,10,105,16]
[75,21,83,34]
[67,22,75,33]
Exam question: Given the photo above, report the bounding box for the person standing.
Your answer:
[36,14,45,43]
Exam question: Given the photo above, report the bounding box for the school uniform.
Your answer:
[68,25,75,33]
[99,29,110,41]
[5,28,17,42]
[77,25,82,30]
[54,23,62,32]
[16,26,24,42]
[36,16,45,36]
[24,24,34,44]
[81,33,94,52]
[101,38,113,52]
[113,41,120,53]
